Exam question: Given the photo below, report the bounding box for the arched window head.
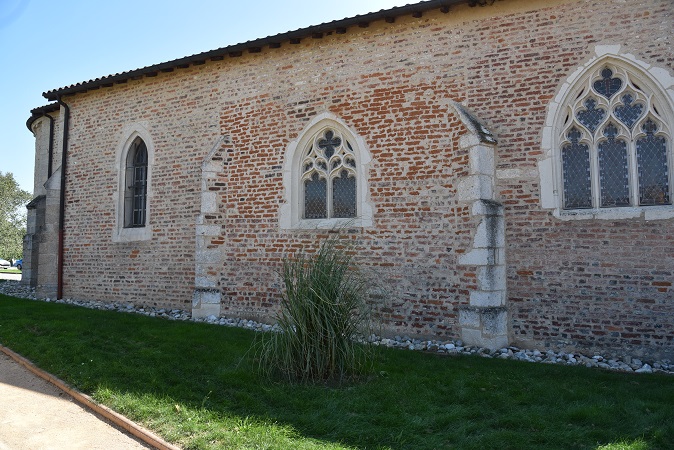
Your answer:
[124,138,148,227]
[279,113,373,230]
[302,128,357,219]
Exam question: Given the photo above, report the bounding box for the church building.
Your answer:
[25,0,674,360]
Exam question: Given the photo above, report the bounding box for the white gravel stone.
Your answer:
[636,364,653,374]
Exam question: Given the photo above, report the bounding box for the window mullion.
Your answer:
[300,177,306,219]
[628,139,639,207]
[590,139,600,208]
[326,173,333,219]
[669,140,674,204]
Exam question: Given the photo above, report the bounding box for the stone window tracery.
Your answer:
[559,65,672,210]
[279,113,373,230]
[301,128,357,220]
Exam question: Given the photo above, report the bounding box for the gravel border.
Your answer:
[1,281,671,375]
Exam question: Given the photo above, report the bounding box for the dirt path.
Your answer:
[0,352,152,450]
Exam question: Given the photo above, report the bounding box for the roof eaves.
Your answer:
[42,0,467,100]
[26,102,60,131]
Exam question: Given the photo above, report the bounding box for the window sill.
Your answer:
[553,205,674,221]
[281,216,372,231]
[112,226,152,242]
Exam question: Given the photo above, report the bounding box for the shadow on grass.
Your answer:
[0,295,672,449]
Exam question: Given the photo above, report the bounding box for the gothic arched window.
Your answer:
[279,113,373,230]
[559,65,672,210]
[301,128,357,219]
[124,138,148,227]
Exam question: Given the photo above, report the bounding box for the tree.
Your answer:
[0,172,32,261]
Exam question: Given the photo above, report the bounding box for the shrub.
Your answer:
[257,236,374,383]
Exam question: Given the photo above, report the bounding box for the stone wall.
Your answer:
[24,113,63,298]
[31,0,674,358]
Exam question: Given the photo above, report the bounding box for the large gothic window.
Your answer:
[559,65,672,210]
[301,128,357,220]
[124,138,148,227]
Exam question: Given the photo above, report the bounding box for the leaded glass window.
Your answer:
[598,123,630,207]
[562,128,592,209]
[577,99,606,134]
[301,128,357,219]
[332,170,356,218]
[614,94,643,130]
[124,139,148,227]
[304,172,327,219]
[593,68,623,100]
[559,64,672,210]
[637,120,670,206]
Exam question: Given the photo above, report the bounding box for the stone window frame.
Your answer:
[113,123,154,242]
[539,46,674,221]
[280,112,373,230]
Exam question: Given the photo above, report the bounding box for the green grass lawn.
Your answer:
[0,268,21,274]
[0,295,672,450]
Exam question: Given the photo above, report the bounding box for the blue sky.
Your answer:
[0,0,411,194]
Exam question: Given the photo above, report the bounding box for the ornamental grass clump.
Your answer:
[258,236,374,383]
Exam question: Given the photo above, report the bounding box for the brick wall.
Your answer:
[61,63,222,309]
[468,0,674,359]
[50,0,673,358]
